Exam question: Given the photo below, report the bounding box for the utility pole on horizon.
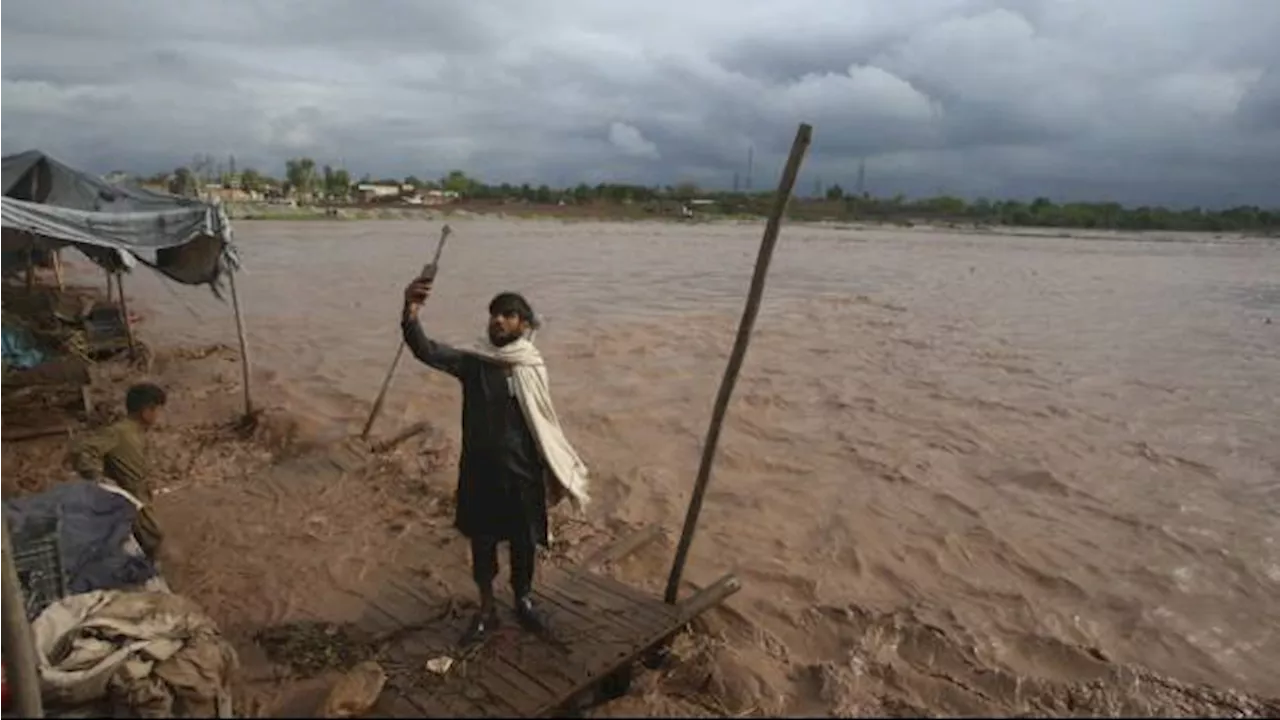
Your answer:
[745,146,754,192]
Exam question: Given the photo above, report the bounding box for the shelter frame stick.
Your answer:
[25,169,40,294]
[2,515,46,718]
[228,267,255,418]
[115,272,137,356]
[361,343,408,441]
[25,245,35,293]
[360,224,453,442]
[663,123,813,605]
[52,249,64,292]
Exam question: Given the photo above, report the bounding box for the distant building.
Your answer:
[681,198,716,218]
[355,183,402,202]
[421,189,459,206]
[352,183,461,205]
[204,185,257,203]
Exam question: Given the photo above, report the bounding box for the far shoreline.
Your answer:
[224,201,1276,246]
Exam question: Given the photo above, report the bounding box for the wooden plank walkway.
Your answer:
[332,527,740,718]
[363,567,728,718]
[255,438,373,503]
[251,444,738,718]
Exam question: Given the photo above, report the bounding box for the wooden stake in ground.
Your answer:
[24,170,41,295]
[24,242,36,294]
[228,266,255,419]
[360,224,453,442]
[663,123,813,604]
[115,271,137,356]
[2,515,46,719]
[52,249,64,292]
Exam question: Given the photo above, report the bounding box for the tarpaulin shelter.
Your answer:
[0,150,255,417]
[1,149,238,287]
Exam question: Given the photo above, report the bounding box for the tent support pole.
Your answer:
[663,123,812,605]
[25,245,36,293]
[106,268,114,302]
[359,224,452,441]
[228,267,255,419]
[115,272,136,356]
[2,515,46,718]
[25,171,40,295]
[52,249,64,292]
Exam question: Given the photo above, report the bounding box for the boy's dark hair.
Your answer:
[125,383,168,415]
[488,292,540,329]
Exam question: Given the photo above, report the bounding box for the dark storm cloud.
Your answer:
[3,0,1278,206]
[1237,69,1280,132]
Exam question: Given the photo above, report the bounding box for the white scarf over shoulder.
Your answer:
[465,336,590,513]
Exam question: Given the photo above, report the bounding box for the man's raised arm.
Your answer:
[401,278,464,378]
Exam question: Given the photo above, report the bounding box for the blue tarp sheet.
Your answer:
[4,481,159,597]
[2,325,46,369]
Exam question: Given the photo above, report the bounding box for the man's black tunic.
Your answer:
[401,317,549,546]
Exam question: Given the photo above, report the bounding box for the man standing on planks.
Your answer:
[401,277,590,646]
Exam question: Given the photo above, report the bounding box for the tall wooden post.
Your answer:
[25,168,40,295]
[360,225,452,441]
[115,272,136,356]
[663,124,813,604]
[52,250,64,292]
[24,245,35,293]
[2,516,45,718]
[227,267,254,418]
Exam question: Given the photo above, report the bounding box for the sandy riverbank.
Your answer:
[2,272,725,716]
[4,248,1279,716]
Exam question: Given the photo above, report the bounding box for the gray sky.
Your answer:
[3,0,1278,206]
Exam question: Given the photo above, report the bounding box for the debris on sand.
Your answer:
[425,656,454,676]
[254,622,375,678]
[319,660,388,718]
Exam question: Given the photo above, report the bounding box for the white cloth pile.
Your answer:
[465,335,591,512]
[31,590,238,718]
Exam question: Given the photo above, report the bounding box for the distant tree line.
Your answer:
[802,186,1277,233]
[134,156,1277,234]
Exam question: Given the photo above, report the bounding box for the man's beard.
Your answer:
[488,326,519,346]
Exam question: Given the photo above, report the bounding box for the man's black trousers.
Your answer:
[470,533,536,599]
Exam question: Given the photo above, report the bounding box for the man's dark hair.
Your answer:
[489,292,540,329]
[125,383,168,415]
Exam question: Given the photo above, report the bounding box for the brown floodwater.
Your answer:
[98,219,1280,699]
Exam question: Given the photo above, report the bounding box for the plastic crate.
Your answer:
[10,513,67,621]
[82,304,131,357]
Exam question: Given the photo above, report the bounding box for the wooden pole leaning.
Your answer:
[360,224,453,442]
[2,515,46,718]
[663,123,813,604]
[115,271,137,357]
[227,266,254,419]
